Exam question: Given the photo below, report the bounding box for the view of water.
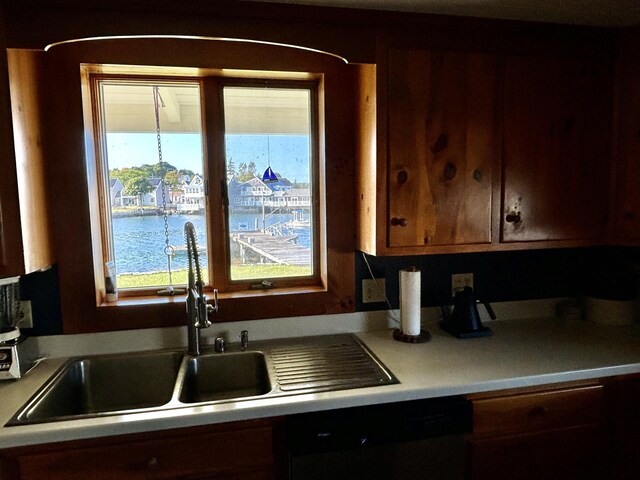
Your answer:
[112,213,311,275]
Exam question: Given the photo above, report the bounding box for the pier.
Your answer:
[232,231,311,266]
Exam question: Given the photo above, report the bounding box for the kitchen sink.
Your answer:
[7,335,397,426]
[9,350,183,424]
[178,352,272,403]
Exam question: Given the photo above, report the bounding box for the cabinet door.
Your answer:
[469,424,608,480]
[611,27,640,243]
[387,49,498,247]
[16,424,276,480]
[502,55,611,242]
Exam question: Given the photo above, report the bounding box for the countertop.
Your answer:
[1,315,640,449]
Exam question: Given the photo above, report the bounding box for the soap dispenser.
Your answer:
[440,286,496,339]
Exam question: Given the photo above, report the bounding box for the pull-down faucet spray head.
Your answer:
[184,222,218,355]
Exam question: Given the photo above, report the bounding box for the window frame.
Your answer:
[45,37,355,333]
[89,73,324,298]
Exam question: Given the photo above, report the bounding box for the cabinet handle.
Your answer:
[147,456,158,469]
[528,406,549,417]
[390,217,408,227]
[505,212,521,224]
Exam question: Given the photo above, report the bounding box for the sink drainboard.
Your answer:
[270,338,397,393]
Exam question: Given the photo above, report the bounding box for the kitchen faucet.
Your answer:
[184,222,217,355]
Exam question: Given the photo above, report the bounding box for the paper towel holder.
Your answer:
[393,328,431,343]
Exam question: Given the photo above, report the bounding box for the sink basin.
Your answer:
[7,334,397,426]
[178,352,272,403]
[9,350,182,425]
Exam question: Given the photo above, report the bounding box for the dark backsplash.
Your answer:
[355,246,640,311]
[17,247,640,334]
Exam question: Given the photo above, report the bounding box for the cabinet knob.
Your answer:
[390,217,408,227]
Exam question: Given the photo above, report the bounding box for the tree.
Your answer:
[237,161,258,182]
[139,161,176,179]
[164,170,183,191]
[124,173,154,206]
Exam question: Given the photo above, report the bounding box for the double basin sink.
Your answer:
[8,335,397,426]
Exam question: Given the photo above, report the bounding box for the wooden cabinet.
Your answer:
[386,49,498,248]
[356,47,499,256]
[356,44,614,255]
[502,54,612,243]
[467,382,609,480]
[604,375,640,479]
[0,9,52,277]
[610,27,640,244]
[1,418,284,480]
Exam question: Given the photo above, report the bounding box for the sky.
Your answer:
[106,133,311,183]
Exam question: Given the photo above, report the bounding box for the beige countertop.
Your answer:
[1,314,639,449]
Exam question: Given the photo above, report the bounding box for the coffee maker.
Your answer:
[0,276,29,379]
[440,286,496,339]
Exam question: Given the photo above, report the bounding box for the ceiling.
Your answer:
[251,0,640,27]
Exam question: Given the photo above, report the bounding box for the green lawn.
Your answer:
[117,265,312,289]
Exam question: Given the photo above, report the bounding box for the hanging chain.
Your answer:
[154,86,181,296]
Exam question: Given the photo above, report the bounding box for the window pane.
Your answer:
[223,87,314,281]
[100,82,208,289]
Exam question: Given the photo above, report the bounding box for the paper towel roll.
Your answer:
[399,267,421,336]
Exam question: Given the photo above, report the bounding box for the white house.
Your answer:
[109,178,124,207]
[120,177,170,207]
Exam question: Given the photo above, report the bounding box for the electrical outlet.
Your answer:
[20,300,33,329]
[362,278,386,303]
[451,273,474,297]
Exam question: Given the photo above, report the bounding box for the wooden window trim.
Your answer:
[43,37,355,333]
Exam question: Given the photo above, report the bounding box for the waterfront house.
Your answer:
[109,178,123,208]
[120,177,170,208]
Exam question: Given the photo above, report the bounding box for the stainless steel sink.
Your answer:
[7,334,397,426]
[178,352,272,403]
[8,350,183,424]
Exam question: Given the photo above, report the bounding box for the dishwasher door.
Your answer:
[287,396,471,480]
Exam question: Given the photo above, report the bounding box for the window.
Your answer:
[91,73,321,298]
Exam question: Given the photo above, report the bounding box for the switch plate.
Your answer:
[362,278,386,303]
[19,300,33,329]
[451,273,474,297]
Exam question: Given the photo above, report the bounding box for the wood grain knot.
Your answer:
[397,170,408,184]
[431,133,448,154]
[562,118,575,134]
[528,406,549,417]
[623,211,635,220]
[390,217,408,227]
[443,162,457,181]
[473,169,482,182]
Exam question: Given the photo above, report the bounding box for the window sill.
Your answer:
[91,285,346,333]
[97,285,328,308]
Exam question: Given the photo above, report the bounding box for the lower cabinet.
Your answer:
[1,418,284,480]
[466,382,609,480]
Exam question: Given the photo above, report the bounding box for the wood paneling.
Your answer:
[610,26,640,243]
[41,38,354,333]
[387,49,497,247]
[0,4,25,277]
[502,54,612,242]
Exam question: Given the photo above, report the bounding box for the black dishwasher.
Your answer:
[287,396,471,480]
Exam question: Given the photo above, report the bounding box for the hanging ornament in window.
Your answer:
[261,87,278,183]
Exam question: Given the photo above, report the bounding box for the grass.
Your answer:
[116,265,312,289]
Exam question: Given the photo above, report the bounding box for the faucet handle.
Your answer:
[239,330,249,350]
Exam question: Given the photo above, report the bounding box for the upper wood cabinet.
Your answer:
[502,54,612,243]
[610,27,640,244]
[387,49,498,248]
[356,44,614,256]
[356,47,500,256]
[0,42,53,277]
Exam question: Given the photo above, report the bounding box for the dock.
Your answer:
[232,231,311,266]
